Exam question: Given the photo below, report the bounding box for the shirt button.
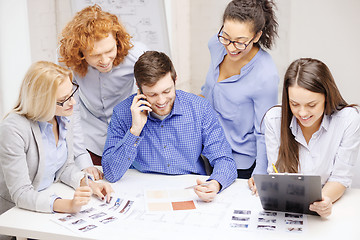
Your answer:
[161,125,164,128]
[164,145,166,148]
[167,164,170,167]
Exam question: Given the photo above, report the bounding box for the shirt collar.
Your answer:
[87,63,122,76]
[320,114,330,131]
[170,91,183,116]
[38,116,70,132]
[147,90,183,121]
[289,115,299,136]
[289,114,329,137]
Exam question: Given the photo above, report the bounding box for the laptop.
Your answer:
[253,174,322,215]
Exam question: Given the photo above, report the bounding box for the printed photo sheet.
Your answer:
[52,195,136,234]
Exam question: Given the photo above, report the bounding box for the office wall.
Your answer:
[0,0,31,118]
[288,0,360,105]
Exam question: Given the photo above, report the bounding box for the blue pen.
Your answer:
[115,198,122,206]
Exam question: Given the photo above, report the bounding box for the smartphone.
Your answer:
[138,87,151,113]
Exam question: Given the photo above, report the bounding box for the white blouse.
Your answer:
[264,106,360,187]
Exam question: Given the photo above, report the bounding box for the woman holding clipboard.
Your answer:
[255,58,360,217]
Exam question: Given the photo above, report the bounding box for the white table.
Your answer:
[0,169,359,240]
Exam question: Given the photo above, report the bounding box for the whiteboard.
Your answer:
[71,0,170,56]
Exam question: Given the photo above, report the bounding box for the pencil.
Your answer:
[272,163,279,173]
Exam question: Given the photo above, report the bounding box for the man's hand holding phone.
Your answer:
[130,90,152,136]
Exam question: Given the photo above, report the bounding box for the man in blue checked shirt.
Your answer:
[102,51,237,202]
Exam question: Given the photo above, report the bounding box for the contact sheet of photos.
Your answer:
[52,196,136,234]
[228,209,306,233]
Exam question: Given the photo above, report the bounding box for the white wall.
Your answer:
[287,0,360,105]
[189,0,231,93]
[0,0,31,118]
[27,0,57,62]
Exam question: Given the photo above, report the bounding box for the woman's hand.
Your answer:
[247,177,258,196]
[70,186,92,213]
[89,181,114,203]
[194,179,221,202]
[309,196,332,217]
[53,186,92,213]
[84,166,103,180]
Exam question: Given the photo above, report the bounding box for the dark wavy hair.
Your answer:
[223,0,278,49]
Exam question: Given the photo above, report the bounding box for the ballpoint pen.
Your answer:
[272,163,279,173]
[84,172,89,186]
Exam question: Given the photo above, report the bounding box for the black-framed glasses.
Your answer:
[56,83,79,107]
[217,26,257,51]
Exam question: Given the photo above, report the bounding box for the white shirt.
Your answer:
[264,106,360,187]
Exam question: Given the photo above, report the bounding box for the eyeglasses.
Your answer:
[217,26,257,51]
[56,83,79,107]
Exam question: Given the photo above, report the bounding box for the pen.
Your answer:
[114,198,122,206]
[185,182,210,189]
[84,172,89,186]
[272,163,279,173]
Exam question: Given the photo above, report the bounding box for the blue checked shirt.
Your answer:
[102,90,237,190]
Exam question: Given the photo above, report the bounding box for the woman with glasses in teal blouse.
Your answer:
[201,0,279,181]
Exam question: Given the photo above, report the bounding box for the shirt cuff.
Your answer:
[207,175,227,193]
[123,130,143,148]
[252,158,268,176]
[50,194,62,213]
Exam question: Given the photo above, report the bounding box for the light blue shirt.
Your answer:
[38,116,69,191]
[102,90,237,190]
[38,116,69,211]
[73,42,148,156]
[201,35,279,175]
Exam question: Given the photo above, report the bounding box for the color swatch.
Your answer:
[145,189,197,212]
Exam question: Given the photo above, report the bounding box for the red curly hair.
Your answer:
[58,4,133,77]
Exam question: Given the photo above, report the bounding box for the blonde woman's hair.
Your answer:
[11,61,73,121]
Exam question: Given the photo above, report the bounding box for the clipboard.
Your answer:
[253,174,322,215]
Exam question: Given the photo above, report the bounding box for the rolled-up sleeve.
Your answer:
[201,101,237,191]
[264,107,282,174]
[328,111,360,187]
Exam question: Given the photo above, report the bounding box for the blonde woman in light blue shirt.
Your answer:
[0,61,113,215]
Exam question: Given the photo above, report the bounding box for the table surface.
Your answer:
[0,169,359,240]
